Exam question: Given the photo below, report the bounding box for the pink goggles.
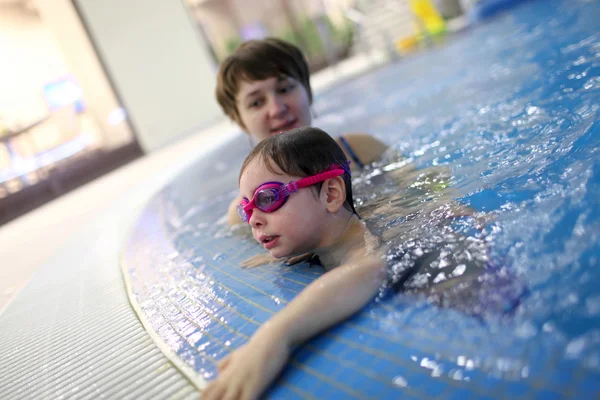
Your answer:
[237,163,350,223]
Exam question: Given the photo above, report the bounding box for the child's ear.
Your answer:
[321,177,346,213]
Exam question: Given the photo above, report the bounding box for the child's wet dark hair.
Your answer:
[240,127,358,215]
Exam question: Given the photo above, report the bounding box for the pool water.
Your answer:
[122,0,600,397]
[316,0,600,350]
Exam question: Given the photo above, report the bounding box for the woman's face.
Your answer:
[236,76,312,142]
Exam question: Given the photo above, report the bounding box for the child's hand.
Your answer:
[202,336,291,400]
[240,254,282,268]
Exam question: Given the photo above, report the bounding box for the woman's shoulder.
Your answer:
[336,132,388,167]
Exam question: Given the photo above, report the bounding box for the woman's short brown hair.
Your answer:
[216,38,312,128]
[240,127,357,215]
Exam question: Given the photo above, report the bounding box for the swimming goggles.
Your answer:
[237,163,350,223]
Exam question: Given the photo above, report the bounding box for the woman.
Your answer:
[215,37,389,224]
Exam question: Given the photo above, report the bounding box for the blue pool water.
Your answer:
[123,0,600,397]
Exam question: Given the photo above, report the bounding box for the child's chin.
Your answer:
[269,248,289,259]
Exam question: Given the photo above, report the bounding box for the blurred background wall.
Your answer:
[73,0,222,152]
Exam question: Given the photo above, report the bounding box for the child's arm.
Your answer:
[260,254,385,347]
[202,254,385,400]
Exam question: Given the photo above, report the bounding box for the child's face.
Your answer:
[239,157,329,258]
[236,76,312,142]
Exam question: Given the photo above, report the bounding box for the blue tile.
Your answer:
[231,320,258,338]
[329,367,393,397]
[307,380,347,400]
[400,371,449,398]
[572,373,600,399]
[446,387,483,400]
[265,383,306,400]
[535,361,576,391]
[530,389,564,400]
[278,363,328,392]
[312,336,352,356]
[496,380,530,398]
[303,354,342,376]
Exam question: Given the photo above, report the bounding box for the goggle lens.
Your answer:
[236,203,249,222]
[255,188,281,211]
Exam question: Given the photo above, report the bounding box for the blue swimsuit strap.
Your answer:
[338,135,365,168]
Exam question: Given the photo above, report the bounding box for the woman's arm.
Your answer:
[202,255,385,400]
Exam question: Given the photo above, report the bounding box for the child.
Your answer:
[202,127,387,400]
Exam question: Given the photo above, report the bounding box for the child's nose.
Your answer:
[249,209,266,228]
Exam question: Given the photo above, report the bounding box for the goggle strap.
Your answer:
[240,164,349,222]
[293,168,345,189]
